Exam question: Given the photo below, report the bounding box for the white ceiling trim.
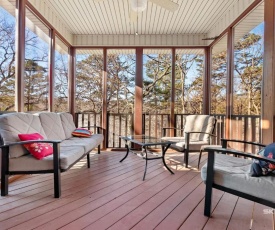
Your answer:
[73,34,207,47]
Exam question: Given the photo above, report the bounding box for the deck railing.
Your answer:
[75,112,261,151]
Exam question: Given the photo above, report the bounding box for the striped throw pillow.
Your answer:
[72,128,92,137]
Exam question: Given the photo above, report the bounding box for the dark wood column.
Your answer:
[170,48,176,136]
[48,29,55,111]
[262,0,275,144]
[15,0,26,112]
[203,47,211,115]
[102,48,108,149]
[135,48,143,135]
[68,47,76,119]
[225,27,234,139]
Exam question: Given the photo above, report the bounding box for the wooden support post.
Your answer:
[68,47,76,120]
[203,47,211,115]
[225,28,234,139]
[15,0,26,112]
[135,48,143,136]
[170,48,175,136]
[102,48,107,149]
[262,0,275,144]
[49,29,55,111]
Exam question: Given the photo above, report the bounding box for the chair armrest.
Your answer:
[185,131,216,137]
[204,147,275,164]
[221,138,266,148]
[162,127,184,137]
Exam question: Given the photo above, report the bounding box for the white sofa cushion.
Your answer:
[9,145,85,171]
[61,134,103,153]
[39,112,66,140]
[0,113,47,158]
[59,112,76,139]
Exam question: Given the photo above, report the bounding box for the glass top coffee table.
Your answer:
[119,135,175,180]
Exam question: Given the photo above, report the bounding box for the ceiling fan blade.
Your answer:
[149,0,179,12]
[129,9,138,23]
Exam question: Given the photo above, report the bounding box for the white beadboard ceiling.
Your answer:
[2,0,263,46]
[40,0,238,35]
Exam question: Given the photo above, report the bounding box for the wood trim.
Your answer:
[73,46,208,49]
[68,47,76,119]
[15,0,26,112]
[48,29,55,111]
[262,0,275,144]
[170,48,175,136]
[209,0,263,48]
[225,27,234,139]
[203,47,210,115]
[102,48,107,149]
[135,48,143,135]
[25,1,71,47]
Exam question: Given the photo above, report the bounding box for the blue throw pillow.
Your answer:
[250,143,275,177]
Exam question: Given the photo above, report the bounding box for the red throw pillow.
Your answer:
[18,133,53,160]
[72,128,92,137]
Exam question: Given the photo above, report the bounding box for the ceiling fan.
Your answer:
[95,0,179,22]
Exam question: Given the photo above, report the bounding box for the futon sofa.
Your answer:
[0,112,104,198]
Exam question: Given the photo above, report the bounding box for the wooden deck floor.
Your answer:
[0,150,273,230]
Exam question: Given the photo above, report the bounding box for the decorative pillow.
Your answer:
[250,143,275,177]
[72,128,92,137]
[18,133,53,160]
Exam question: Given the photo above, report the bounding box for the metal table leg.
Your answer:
[161,144,174,175]
[143,146,148,181]
[120,141,129,162]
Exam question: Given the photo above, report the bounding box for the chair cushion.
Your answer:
[18,133,53,160]
[59,113,76,139]
[0,113,47,158]
[201,154,275,203]
[184,115,215,141]
[38,112,66,140]
[161,137,208,152]
[9,145,85,171]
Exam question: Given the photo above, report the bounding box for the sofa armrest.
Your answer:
[81,126,103,134]
[0,139,61,148]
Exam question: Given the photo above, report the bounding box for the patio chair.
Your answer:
[162,115,216,168]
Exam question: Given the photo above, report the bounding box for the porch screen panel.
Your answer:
[143,49,171,138]
[53,37,69,112]
[24,9,50,112]
[75,49,103,128]
[175,49,205,115]
[233,2,264,116]
[211,35,227,115]
[107,49,135,147]
[0,2,16,112]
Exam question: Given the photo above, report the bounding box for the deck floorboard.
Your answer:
[0,150,272,230]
